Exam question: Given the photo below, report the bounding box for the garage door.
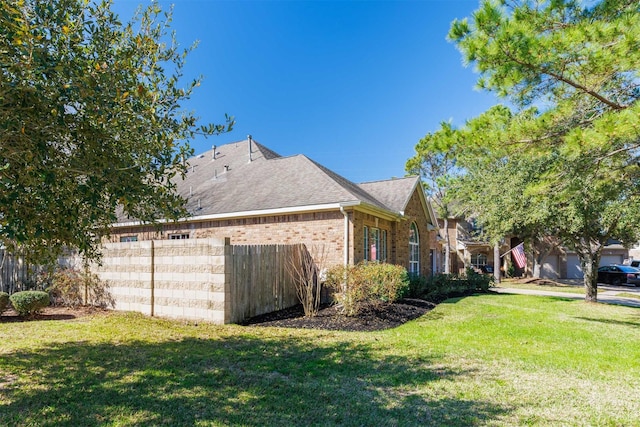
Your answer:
[541,255,560,279]
[600,255,623,266]
[567,254,624,279]
[567,254,583,279]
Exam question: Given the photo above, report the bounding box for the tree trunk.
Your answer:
[532,238,557,279]
[581,252,600,303]
[493,243,500,283]
[532,262,541,279]
[443,217,451,274]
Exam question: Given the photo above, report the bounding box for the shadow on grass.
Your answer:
[488,291,581,303]
[574,316,640,328]
[0,332,512,426]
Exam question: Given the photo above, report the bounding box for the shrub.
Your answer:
[465,268,494,292]
[10,291,50,316]
[0,292,9,314]
[47,268,113,308]
[407,274,429,298]
[286,244,328,317]
[416,268,495,302]
[325,262,409,316]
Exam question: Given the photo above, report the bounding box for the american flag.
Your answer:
[512,243,527,268]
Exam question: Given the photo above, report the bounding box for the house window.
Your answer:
[120,235,138,242]
[169,233,190,240]
[363,226,369,260]
[370,228,380,261]
[471,253,488,268]
[409,222,420,274]
[364,226,386,262]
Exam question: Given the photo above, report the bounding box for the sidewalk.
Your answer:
[493,286,640,308]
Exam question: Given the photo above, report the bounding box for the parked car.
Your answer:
[597,265,640,286]
[478,265,494,274]
[629,260,640,268]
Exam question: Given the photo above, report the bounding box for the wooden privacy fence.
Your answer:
[228,244,300,323]
[0,250,44,294]
[0,249,82,294]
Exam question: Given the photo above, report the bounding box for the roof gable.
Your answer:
[358,176,420,214]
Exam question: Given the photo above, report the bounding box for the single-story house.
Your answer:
[109,138,440,276]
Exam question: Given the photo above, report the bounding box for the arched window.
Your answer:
[409,222,420,274]
[471,253,488,268]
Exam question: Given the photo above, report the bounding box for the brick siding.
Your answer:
[110,192,437,276]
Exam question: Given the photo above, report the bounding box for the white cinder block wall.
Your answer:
[93,238,231,324]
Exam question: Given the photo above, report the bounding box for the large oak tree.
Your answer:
[0,0,232,263]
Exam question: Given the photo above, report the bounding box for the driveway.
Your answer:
[494,282,640,308]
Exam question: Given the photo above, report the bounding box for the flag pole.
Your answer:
[500,242,523,258]
[499,247,515,258]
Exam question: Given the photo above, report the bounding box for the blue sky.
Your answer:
[113,0,499,183]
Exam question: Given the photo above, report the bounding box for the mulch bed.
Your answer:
[243,298,437,332]
[1,299,438,331]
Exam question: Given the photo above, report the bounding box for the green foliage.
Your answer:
[42,268,113,308]
[410,269,494,302]
[9,290,50,316]
[449,0,640,110]
[464,268,494,292]
[419,0,640,301]
[0,0,233,264]
[325,262,409,316]
[0,291,9,313]
[405,122,458,218]
[407,274,429,298]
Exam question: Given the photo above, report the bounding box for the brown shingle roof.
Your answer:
[116,139,419,223]
[358,177,420,214]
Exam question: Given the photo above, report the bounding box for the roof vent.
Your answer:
[212,145,216,160]
[248,135,253,163]
[224,165,229,172]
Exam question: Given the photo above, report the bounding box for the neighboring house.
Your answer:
[439,216,502,275]
[541,240,629,280]
[439,214,630,279]
[629,242,640,263]
[109,138,440,276]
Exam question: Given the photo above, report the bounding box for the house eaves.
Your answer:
[113,202,356,228]
[112,199,405,229]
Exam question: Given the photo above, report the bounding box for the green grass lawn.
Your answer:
[496,279,586,294]
[2,294,639,426]
[616,292,640,300]
[498,279,640,300]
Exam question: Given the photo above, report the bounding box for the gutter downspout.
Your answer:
[340,206,349,267]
